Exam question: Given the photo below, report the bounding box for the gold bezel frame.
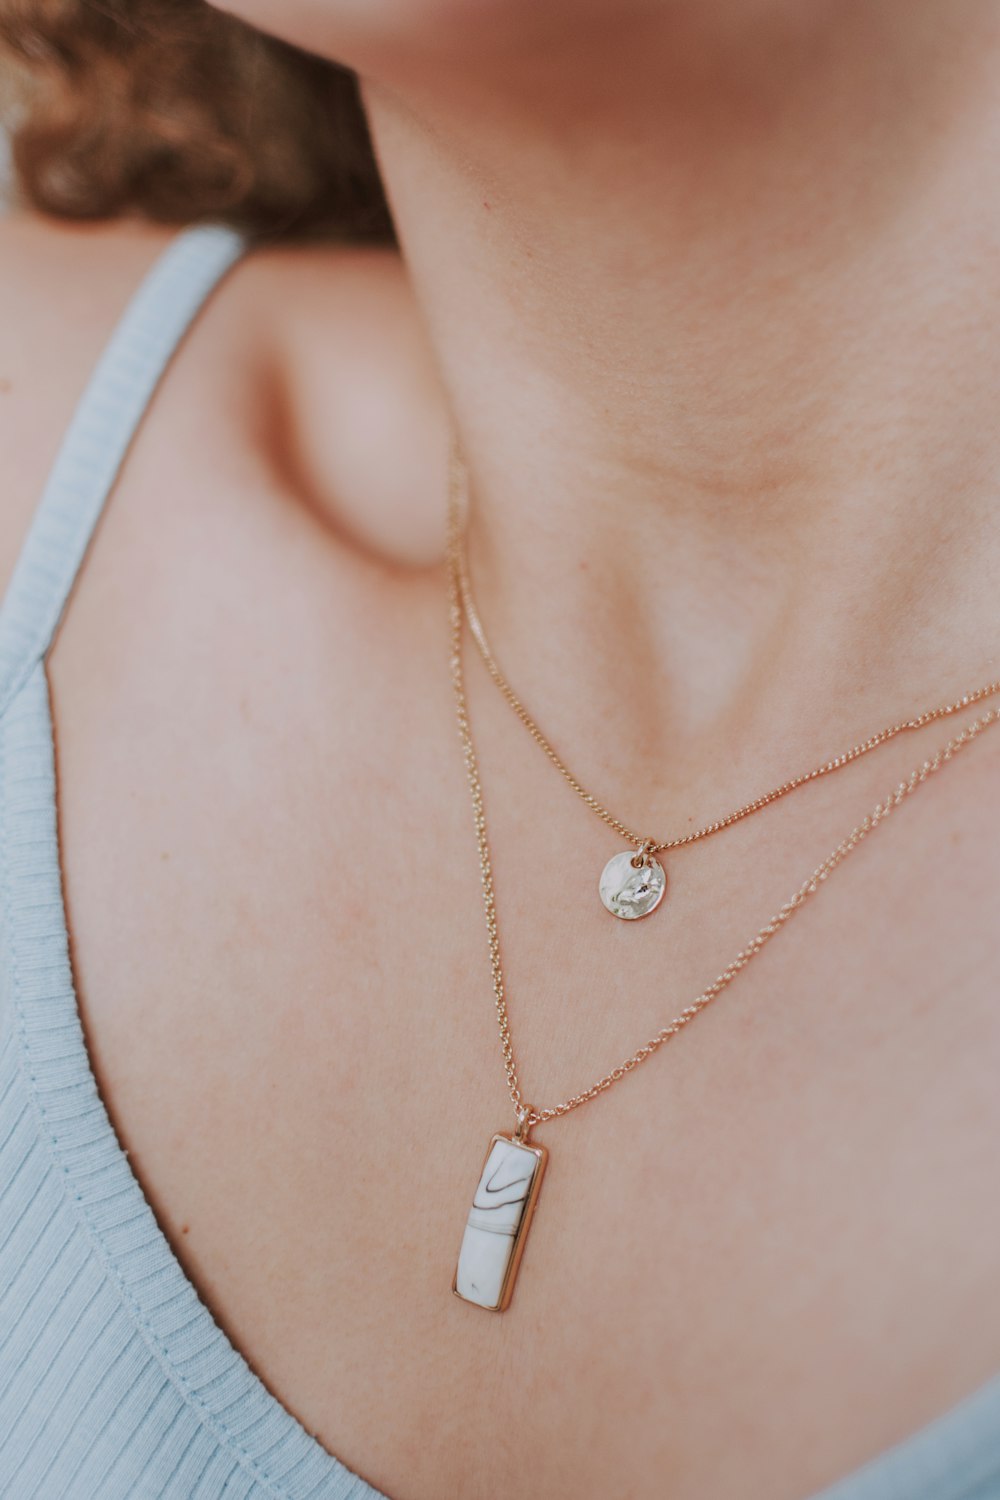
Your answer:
[451,1131,549,1312]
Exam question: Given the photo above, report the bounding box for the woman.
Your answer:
[0,1,998,1496]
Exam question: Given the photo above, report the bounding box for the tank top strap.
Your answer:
[0,220,252,719]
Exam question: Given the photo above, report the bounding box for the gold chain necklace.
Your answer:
[448,438,1000,921]
[446,439,1000,1312]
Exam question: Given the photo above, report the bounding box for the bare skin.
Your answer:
[2,2,1000,1494]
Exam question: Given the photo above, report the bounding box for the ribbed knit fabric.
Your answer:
[0,223,386,1500]
[0,220,998,1499]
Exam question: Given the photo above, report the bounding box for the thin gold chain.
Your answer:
[448,438,1000,856]
[446,442,1000,1130]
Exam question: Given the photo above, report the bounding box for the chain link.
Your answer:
[445,438,1000,1130]
[448,439,1000,854]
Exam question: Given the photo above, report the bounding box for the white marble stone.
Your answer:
[454,1136,545,1310]
[599,849,666,919]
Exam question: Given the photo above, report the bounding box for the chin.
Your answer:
[204,0,818,97]
[204,0,659,74]
[204,0,534,49]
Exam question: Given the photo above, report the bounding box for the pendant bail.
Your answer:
[514,1105,535,1143]
[631,837,657,869]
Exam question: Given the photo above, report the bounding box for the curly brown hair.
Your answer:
[0,0,396,243]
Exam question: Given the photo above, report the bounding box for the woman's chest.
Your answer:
[42,484,1000,1500]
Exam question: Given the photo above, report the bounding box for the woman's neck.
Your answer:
[357,2,1000,791]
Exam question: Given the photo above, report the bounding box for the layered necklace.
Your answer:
[446,434,1000,1312]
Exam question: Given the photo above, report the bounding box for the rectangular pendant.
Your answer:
[452,1132,548,1312]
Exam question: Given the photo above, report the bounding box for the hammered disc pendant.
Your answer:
[453,1132,548,1311]
[599,849,667,919]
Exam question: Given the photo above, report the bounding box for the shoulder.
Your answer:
[0,211,449,599]
[0,213,179,590]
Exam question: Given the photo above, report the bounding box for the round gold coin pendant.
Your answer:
[598,847,667,919]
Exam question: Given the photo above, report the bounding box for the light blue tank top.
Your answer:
[0,220,998,1500]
